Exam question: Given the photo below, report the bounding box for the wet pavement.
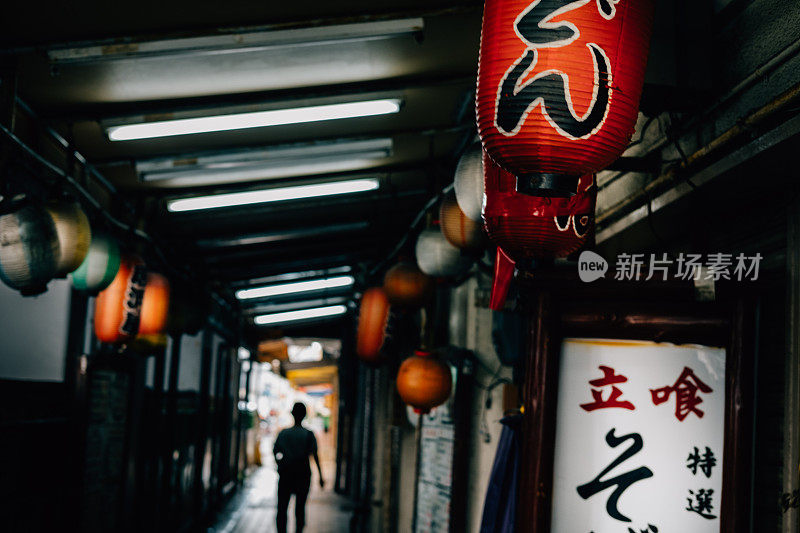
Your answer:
[211,440,351,533]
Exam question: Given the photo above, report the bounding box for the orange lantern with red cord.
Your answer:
[476,0,655,197]
[356,287,391,363]
[138,272,171,336]
[94,256,148,343]
[396,350,452,413]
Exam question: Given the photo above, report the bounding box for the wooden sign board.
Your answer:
[516,275,754,533]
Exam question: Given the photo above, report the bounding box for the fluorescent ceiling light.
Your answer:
[254,305,348,326]
[167,178,379,212]
[244,297,349,316]
[236,266,352,288]
[107,99,401,141]
[197,222,369,248]
[137,138,392,185]
[142,155,386,186]
[237,275,354,300]
[49,18,424,63]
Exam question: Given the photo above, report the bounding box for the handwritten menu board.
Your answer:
[551,339,726,533]
[414,368,457,533]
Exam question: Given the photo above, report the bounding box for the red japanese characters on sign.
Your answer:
[651,367,714,422]
[580,365,635,412]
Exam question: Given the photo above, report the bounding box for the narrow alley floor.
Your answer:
[211,439,352,533]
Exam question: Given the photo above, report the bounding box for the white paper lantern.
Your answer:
[454,142,484,221]
[415,228,472,277]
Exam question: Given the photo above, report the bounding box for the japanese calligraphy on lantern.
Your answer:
[551,339,726,533]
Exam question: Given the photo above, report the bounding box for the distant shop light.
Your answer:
[254,305,348,325]
[167,178,379,212]
[107,99,401,141]
[236,275,355,301]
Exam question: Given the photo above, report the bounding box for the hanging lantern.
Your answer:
[46,201,91,276]
[476,0,656,196]
[70,231,121,293]
[396,350,452,413]
[94,256,148,343]
[356,287,391,363]
[138,272,171,336]
[482,152,596,262]
[0,204,59,296]
[454,142,485,221]
[383,262,433,308]
[415,228,472,278]
[439,190,487,252]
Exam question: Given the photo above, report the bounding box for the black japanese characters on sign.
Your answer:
[686,489,717,519]
[781,489,800,514]
[686,446,717,478]
[577,429,654,522]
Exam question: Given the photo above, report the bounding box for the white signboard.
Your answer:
[551,339,726,533]
[415,366,458,533]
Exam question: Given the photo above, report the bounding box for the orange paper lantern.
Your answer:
[94,256,148,343]
[439,190,487,251]
[383,262,433,308]
[356,287,391,363]
[396,350,452,413]
[138,272,171,336]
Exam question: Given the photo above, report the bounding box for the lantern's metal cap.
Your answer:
[516,173,579,198]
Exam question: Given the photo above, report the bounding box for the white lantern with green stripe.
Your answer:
[0,204,60,295]
[70,231,121,293]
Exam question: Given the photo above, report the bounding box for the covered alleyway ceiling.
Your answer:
[1,0,486,323]
[0,0,746,333]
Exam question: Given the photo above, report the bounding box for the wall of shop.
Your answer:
[450,276,514,533]
[0,278,71,382]
[392,274,513,533]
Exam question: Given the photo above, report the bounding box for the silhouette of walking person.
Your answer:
[273,402,324,533]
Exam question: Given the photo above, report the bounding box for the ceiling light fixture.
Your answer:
[107,99,401,141]
[167,178,379,212]
[236,275,355,300]
[137,138,392,185]
[235,266,352,288]
[196,222,369,248]
[254,305,348,325]
[49,18,424,63]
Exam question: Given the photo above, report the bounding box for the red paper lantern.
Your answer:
[356,287,391,363]
[476,0,655,196]
[138,272,171,336]
[94,256,148,343]
[483,151,595,261]
[396,350,452,413]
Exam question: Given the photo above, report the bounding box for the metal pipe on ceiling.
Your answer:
[596,80,800,229]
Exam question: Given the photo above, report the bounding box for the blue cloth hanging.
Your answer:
[479,414,522,533]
